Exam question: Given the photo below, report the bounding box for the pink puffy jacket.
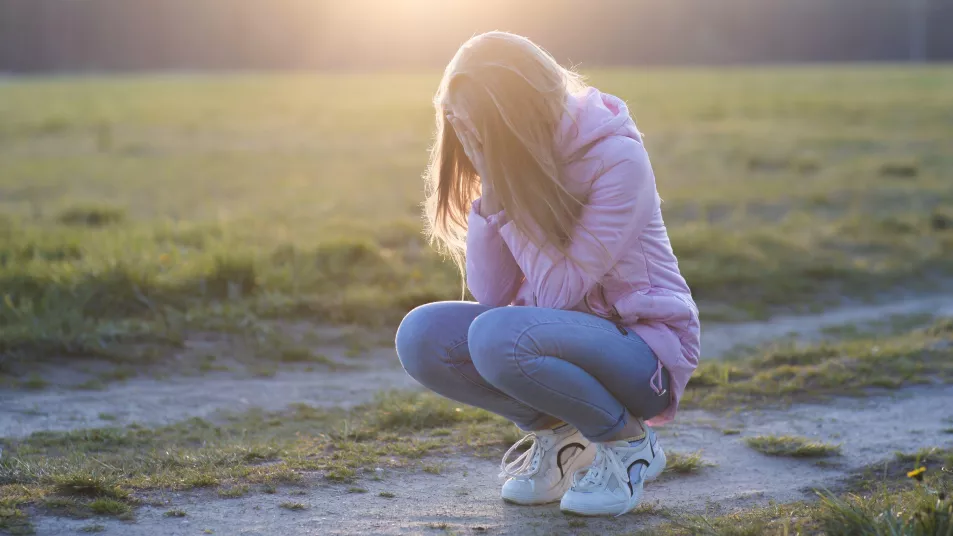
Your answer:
[465,87,700,424]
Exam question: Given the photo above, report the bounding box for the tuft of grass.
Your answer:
[76,380,106,391]
[422,462,445,475]
[20,375,47,390]
[378,491,396,498]
[183,474,220,488]
[164,509,187,517]
[56,204,126,227]
[346,486,368,494]
[88,497,131,517]
[649,448,953,535]
[53,474,128,500]
[683,318,953,410]
[745,435,841,458]
[41,496,89,518]
[663,450,713,474]
[279,502,307,511]
[722,428,741,436]
[216,485,249,499]
[879,161,919,178]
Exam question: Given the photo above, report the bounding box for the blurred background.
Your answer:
[1,0,951,354]
[1,0,951,72]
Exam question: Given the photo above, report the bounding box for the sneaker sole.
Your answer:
[501,492,564,506]
[559,446,667,516]
[501,447,596,505]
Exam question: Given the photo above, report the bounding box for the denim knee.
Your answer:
[395,303,453,385]
[468,308,531,389]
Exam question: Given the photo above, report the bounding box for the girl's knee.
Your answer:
[395,303,450,382]
[468,308,529,387]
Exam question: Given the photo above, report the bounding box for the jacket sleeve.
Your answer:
[465,199,524,307]
[498,138,658,310]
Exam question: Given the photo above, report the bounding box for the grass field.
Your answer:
[1,66,952,366]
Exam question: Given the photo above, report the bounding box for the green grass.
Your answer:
[20,375,47,390]
[744,435,841,458]
[645,448,953,535]
[1,68,952,363]
[683,318,953,408]
[278,502,307,511]
[0,391,514,527]
[663,450,713,475]
[87,497,131,517]
[422,462,446,475]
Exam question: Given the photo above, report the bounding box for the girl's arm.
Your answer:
[466,198,524,307]
[498,138,657,310]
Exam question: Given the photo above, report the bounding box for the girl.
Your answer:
[395,32,700,517]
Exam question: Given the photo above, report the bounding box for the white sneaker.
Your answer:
[559,426,666,516]
[499,426,594,505]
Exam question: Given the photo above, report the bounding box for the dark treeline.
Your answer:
[1,0,951,73]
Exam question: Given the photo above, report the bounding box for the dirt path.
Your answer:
[701,294,953,359]
[0,348,419,438]
[3,295,953,439]
[33,386,953,535]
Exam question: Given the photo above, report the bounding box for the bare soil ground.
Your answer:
[4,297,953,535]
[31,386,953,535]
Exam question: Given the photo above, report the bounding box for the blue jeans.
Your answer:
[395,302,670,442]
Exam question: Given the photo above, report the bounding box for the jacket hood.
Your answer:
[556,87,642,158]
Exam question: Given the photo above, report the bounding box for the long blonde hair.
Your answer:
[424,31,589,277]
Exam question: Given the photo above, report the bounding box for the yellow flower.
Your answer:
[907,466,926,481]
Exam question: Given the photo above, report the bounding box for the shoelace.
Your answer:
[571,443,638,517]
[499,433,544,479]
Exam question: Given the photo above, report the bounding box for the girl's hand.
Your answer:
[448,113,501,216]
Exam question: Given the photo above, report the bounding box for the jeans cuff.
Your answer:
[515,413,562,432]
[584,410,628,442]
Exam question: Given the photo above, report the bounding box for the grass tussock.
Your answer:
[745,435,841,458]
[663,450,713,475]
[87,497,131,517]
[56,204,126,227]
[648,448,953,535]
[683,318,953,409]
